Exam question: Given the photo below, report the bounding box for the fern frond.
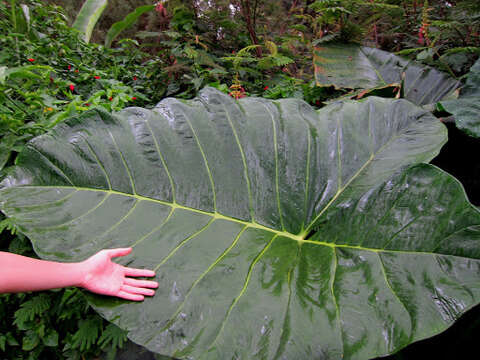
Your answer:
[98,323,127,350]
[265,41,278,56]
[394,47,429,56]
[70,317,103,352]
[290,24,309,33]
[0,217,18,235]
[443,47,480,55]
[273,55,294,66]
[312,34,338,46]
[13,294,51,330]
[237,44,261,57]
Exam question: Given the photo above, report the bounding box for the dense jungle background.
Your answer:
[0,0,479,359]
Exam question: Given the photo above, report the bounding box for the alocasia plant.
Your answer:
[313,44,460,106]
[439,57,480,138]
[313,44,480,138]
[1,87,480,359]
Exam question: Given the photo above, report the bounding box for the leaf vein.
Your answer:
[146,225,249,345]
[3,189,78,211]
[206,233,278,352]
[94,199,140,248]
[331,247,344,357]
[304,125,406,235]
[359,47,387,85]
[153,217,216,271]
[130,207,175,248]
[302,126,311,232]
[222,103,255,222]
[83,138,112,190]
[27,146,75,186]
[377,252,413,339]
[261,101,285,231]
[144,118,176,203]
[31,193,110,230]
[181,107,217,211]
[107,130,136,194]
[10,186,479,259]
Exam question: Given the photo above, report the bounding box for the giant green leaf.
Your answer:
[439,57,480,137]
[104,5,155,48]
[2,88,480,359]
[72,0,108,43]
[314,44,460,106]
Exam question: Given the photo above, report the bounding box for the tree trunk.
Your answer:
[239,0,262,57]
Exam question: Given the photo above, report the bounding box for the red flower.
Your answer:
[68,65,71,70]
[228,91,246,100]
[68,84,75,91]
[94,75,100,79]
[133,76,137,81]
[155,2,167,16]
[418,26,425,45]
[264,86,269,90]
[131,97,137,100]
[49,77,54,83]
[27,58,35,62]
[108,97,113,101]
[74,69,79,73]
[315,100,320,106]
[84,103,90,107]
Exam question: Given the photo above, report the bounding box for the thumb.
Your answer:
[105,247,132,259]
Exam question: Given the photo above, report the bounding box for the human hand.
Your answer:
[79,248,158,301]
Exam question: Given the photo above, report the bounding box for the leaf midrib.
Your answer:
[10,185,475,258]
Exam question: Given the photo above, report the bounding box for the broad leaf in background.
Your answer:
[0,136,15,172]
[72,0,108,43]
[314,43,460,106]
[105,5,155,49]
[439,57,480,138]
[2,88,480,359]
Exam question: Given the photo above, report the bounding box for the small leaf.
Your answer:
[22,330,39,351]
[42,329,59,347]
[0,334,6,352]
[6,332,19,346]
[105,5,155,48]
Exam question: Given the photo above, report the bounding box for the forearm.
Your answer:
[0,251,84,293]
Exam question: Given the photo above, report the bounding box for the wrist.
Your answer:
[67,261,89,289]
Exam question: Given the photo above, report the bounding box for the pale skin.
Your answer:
[0,247,158,301]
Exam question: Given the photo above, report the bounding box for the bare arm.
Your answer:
[0,248,158,301]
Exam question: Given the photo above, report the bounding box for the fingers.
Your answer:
[124,278,158,289]
[116,279,157,301]
[121,284,155,296]
[117,290,144,301]
[124,267,155,277]
[105,247,132,258]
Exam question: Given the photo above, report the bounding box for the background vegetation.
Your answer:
[0,0,479,358]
